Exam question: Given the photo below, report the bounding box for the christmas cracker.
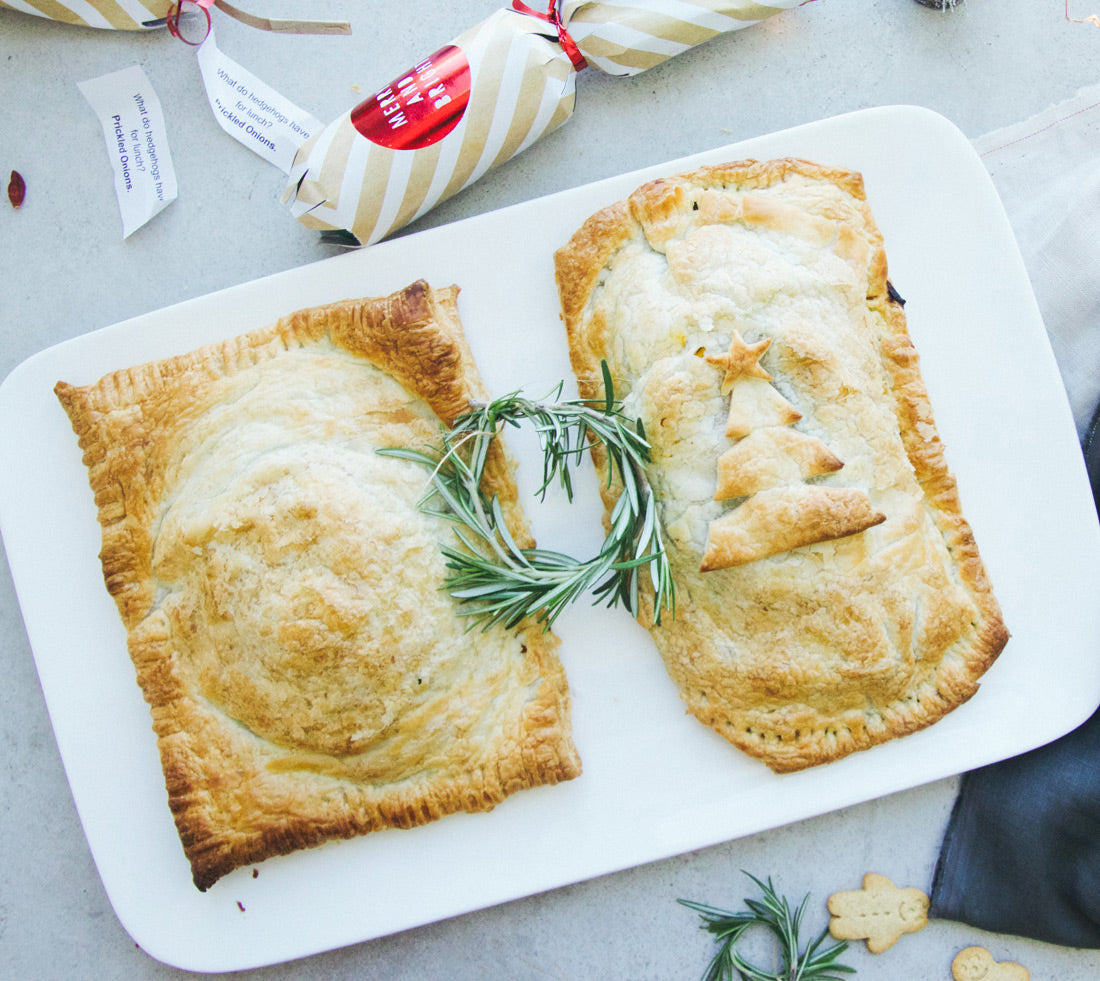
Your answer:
[286,0,805,246]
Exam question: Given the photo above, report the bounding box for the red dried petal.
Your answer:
[8,170,26,208]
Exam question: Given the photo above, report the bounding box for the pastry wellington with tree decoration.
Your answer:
[555,157,1009,772]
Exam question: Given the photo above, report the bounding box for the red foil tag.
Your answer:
[350,44,471,151]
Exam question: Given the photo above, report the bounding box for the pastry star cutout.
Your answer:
[706,331,772,393]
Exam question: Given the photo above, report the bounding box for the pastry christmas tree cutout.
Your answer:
[713,427,844,500]
[701,330,885,571]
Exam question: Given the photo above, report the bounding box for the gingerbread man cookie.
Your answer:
[827,872,929,952]
[952,946,1030,980]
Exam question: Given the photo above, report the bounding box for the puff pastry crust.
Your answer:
[555,158,1008,772]
[56,280,581,889]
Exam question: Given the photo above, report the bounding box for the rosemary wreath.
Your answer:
[680,874,856,981]
[380,362,675,631]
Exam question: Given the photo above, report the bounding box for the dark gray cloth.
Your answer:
[930,403,1100,948]
[1090,402,1100,513]
[931,706,1100,947]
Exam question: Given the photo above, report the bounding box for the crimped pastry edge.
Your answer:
[56,280,581,889]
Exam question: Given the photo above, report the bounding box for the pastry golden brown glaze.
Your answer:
[555,158,1008,772]
[55,280,581,889]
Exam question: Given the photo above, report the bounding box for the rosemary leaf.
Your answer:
[680,874,856,981]
[382,363,674,630]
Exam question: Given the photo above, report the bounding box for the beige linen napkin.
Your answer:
[974,84,1100,440]
[929,85,1100,949]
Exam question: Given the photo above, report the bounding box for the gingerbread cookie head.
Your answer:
[952,946,1030,981]
[827,872,929,953]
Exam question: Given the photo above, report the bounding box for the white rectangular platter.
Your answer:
[2,105,1099,973]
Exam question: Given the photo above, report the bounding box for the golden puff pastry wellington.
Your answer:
[555,158,1008,773]
[55,280,581,890]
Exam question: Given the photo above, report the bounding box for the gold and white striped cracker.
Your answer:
[285,0,804,245]
[565,0,804,75]
[0,0,168,30]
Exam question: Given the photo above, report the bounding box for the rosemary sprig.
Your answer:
[680,874,856,981]
[380,362,674,631]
